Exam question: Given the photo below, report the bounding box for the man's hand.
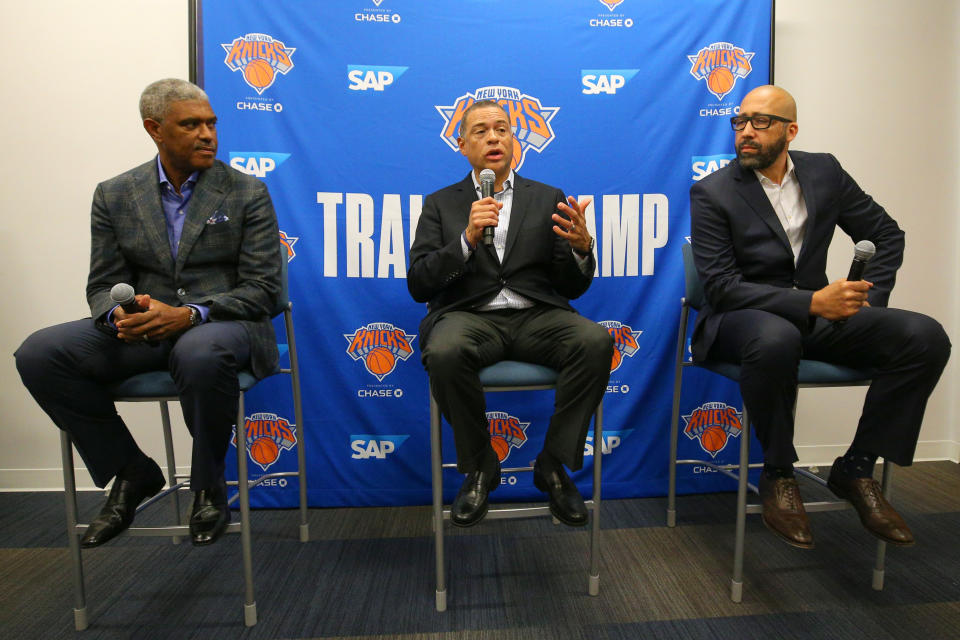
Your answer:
[810,279,873,321]
[464,197,502,248]
[115,294,193,343]
[552,196,594,254]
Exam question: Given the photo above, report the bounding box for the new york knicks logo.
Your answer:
[598,0,625,9]
[487,411,529,463]
[687,42,754,101]
[233,412,297,472]
[222,33,295,95]
[682,402,743,457]
[599,320,640,372]
[436,86,559,172]
[344,322,416,381]
[279,230,298,262]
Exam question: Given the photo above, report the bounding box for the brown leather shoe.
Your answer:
[827,458,914,546]
[758,473,814,549]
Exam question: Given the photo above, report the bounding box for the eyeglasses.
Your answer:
[730,113,792,131]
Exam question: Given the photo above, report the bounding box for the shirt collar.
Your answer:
[156,156,199,193]
[471,169,514,194]
[754,154,795,187]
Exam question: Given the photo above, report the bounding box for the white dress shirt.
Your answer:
[755,155,808,264]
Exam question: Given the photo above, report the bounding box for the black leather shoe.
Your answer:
[451,464,500,527]
[758,473,814,549]
[827,458,914,546]
[81,458,165,548]
[190,476,230,546]
[533,458,588,527]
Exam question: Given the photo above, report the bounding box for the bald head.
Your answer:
[741,85,797,122]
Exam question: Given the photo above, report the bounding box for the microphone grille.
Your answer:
[110,282,135,305]
[853,240,876,262]
[479,168,495,184]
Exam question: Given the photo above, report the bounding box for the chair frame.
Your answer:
[60,248,307,630]
[667,243,892,602]
[430,361,603,612]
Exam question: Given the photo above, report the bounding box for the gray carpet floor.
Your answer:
[1,461,959,639]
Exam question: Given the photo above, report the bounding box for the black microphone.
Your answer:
[846,240,876,281]
[479,168,496,247]
[110,283,142,314]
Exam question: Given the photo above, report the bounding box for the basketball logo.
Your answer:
[682,402,743,457]
[344,322,417,381]
[436,86,559,172]
[222,33,296,95]
[487,411,529,463]
[687,42,754,101]
[233,412,297,471]
[598,0,625,9]
[599,320,641,373]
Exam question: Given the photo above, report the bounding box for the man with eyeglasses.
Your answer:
[689,85,949,550]
[408,100,613,529]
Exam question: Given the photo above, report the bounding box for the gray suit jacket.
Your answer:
[86,158,282,378]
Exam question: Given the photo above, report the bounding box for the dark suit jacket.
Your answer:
[689,150,904,361]
[408,172,596,347]
[85,158,282,378]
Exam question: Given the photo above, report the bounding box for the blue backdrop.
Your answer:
[199,0,772,507]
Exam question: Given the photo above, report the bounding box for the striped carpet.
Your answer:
[1,461,958,639]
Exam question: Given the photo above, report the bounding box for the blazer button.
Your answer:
[177,288,187,297]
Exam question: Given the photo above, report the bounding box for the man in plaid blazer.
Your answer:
[15,79,281,547]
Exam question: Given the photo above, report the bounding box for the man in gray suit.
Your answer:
[15,79,281,547]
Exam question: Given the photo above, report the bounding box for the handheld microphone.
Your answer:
[846,240,876,281]
[479,168,496,247]
[110,283,142,314]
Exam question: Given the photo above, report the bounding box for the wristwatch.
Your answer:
[187,306,202,327]
[575,237,595,257]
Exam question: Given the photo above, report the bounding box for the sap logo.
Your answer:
[691,154,735,181]
[350,434,409,459]
[348,65,408,91]
[229,152,291,178]
[581,69,639,95]
[584,429,634,456]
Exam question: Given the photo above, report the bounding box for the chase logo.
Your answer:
[599,320,640,372]
[351,434,409,459]
[229,152,290,178]
[232,412,296,472]
[688,42,754,101]
[581,69,639,95]
[692,154,735,181]
[222,33,295,95]
[487,411,529,463]
[436,86,559,172]
[348,65,408,91]
[344,322,416,381]
[584,429,633,457]
[682,402,743,457]
[279,230,298,262]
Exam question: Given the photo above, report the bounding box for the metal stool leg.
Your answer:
[158,401,183,545]
[667,304,689,528]
[236,394,257,627]
[873,461,892,590]
[430,394,447,611]
[731,409,750,603]
[60,433,88,631]
[589,402,602,596]
[285,309,309,543]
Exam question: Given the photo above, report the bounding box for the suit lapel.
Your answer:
[733,161,793,257]
[502,173,528,264]
[131,159,175,270]
[791,152,818,266]
[175,162,228,275]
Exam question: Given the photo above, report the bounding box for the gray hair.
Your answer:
[459,99,509,136]
[139,78,209,122]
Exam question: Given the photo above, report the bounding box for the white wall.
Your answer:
[0,1,956,490]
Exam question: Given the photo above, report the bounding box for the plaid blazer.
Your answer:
[86,158,282,378]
